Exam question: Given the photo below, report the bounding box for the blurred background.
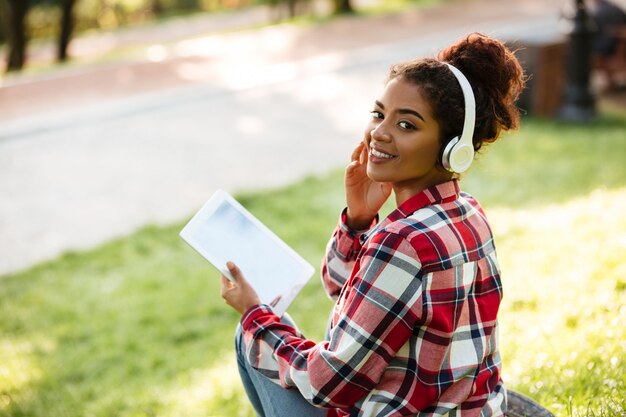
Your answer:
[0,0,625,416]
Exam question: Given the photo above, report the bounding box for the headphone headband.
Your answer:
[441,62,476,173]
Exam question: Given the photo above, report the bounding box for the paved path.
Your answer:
[0,0,567,275]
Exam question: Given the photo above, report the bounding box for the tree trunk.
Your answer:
[151,0,163,16]
[5,0,30,72]
[57,0,76,62]
[334,0,353,14]
[287,0,297,18]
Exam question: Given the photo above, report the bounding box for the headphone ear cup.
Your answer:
[441,136,460,172]
[449,142,474,173]
[441,136,474,174]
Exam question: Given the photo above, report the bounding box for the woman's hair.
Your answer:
[387,33,525,152]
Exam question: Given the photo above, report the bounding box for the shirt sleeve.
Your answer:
[320,209,378,300]
[241,231,423,410]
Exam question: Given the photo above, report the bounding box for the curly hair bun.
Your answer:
[438,33,525,145]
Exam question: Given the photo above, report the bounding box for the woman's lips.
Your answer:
[369,147,397,162]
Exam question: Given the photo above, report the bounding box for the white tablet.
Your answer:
[179,189,315,316]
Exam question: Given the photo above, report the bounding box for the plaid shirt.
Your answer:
[241,180,506,417]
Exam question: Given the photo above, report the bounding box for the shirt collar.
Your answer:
[384,180,461,224]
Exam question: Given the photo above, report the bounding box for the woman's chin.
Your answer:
[366,168,391,184]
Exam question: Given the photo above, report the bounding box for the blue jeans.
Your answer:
[235,315,329,417]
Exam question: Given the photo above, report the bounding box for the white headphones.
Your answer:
[440,63,476,174]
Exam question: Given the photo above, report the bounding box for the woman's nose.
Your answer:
[370,121,391,142]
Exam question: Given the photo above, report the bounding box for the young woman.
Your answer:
[220,32,525,417]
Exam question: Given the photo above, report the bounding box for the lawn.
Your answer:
[1,109,625,417]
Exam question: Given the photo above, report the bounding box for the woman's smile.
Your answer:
[369,147,397,162]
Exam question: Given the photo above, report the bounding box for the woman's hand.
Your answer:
[220,261,261,315]
[344,141,392,230]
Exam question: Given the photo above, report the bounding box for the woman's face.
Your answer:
[364,77,451,199]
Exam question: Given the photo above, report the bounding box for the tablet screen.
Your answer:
[180,190,315,315]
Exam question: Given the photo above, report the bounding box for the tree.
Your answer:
[286,0,296,17]
[2,0,78,71]
[3,0,30,71]
[267,0,299,20]
[57,0,76,61]
[333,0,353,14]
[151,0,163,16]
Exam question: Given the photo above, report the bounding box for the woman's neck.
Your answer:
[392,171,454,206]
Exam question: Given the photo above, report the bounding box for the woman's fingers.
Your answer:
[359,141,368,165]
[347,142,368,176]
[220,262,262,314]
[221,275,231,287]
[351,141,365,162]
[226,261,244,283]
[220,262,240,298]
[345,160,360,176]
[225,261,253,291]
[220,275,234,302]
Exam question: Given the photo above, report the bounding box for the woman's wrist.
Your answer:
[345,210,376,231]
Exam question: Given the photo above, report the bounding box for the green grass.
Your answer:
[1,108,626,417]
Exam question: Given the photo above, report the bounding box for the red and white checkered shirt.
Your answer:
[241,180,506,417]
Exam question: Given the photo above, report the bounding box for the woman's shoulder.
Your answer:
[387,197,475,234]
[368,206,451,259]
[370,196,494,270]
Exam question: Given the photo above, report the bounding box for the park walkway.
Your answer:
[1,0,564,122]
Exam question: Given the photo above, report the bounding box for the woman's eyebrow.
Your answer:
[375,100,425,122]
[398,108,425,122]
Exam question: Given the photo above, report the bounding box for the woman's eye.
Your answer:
[399,121,415,130]
[370,110,383,119]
